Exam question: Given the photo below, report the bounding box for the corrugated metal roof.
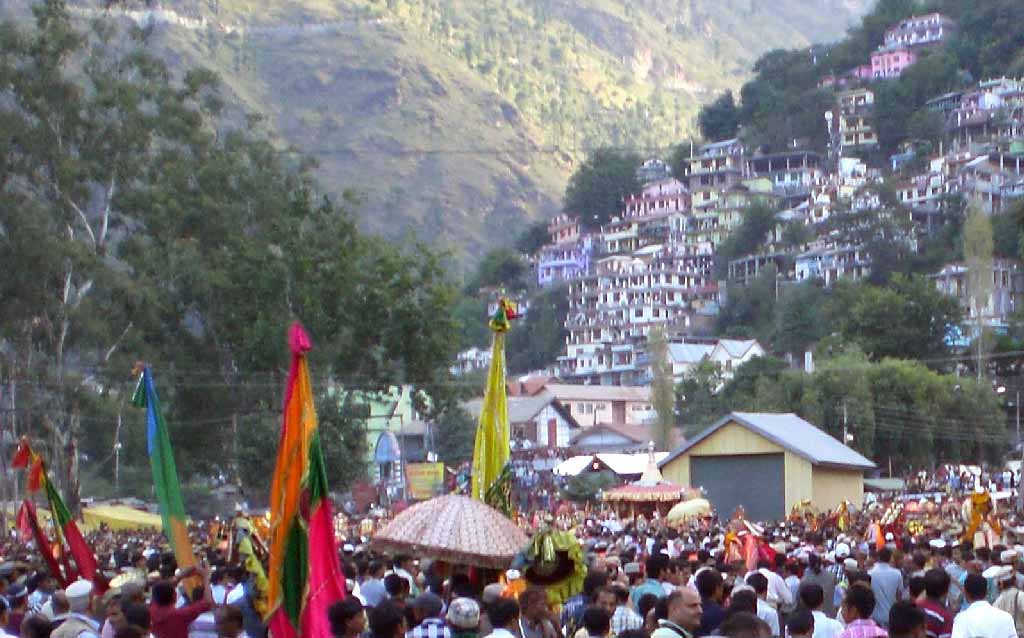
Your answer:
[669,343,713,364]
[463,390,573,425]
[555,452,670,477]
[716,339,758,358]
[660,412,876,470]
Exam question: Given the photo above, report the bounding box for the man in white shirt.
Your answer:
[755,560,795,611]
[746,573,780,637]
[951,574,1016,638]
[798,582,843,638]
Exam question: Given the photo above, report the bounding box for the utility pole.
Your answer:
[1018,389,1022,511]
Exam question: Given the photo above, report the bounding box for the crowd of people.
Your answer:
[3,494,1024,638]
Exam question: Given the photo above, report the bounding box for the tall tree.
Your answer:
[697,91,739,141]
[648,326,676,450]
[964,199,994,381]
[563,148,641,230]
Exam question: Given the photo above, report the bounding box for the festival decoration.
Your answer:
[266,324,347,638]
[372,494,529,569]
[132,365,197,576]
[515,525,587,605]
[471,299,518,512]
[16,500,65,587]
[11,438,105,592]
[233,516,269,615]
[961,488,1003,546]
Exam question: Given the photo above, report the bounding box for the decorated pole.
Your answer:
[471,299,518,514]
[11,438,105,591]
[266,323,346,638]
[132,365,198,576]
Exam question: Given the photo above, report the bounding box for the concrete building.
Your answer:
[883,13,955,50]
[932,259,1024,331]
[666,338,765,382]
[836,89,879,150]
[542,383,654,427]
[659,412,875,521]
[795,244,872,286]
[956,153,1024,213]
[538,214,592,286]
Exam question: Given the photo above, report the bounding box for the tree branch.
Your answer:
[103,321,134,362]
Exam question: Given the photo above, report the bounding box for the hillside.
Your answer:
[2,0,869,267]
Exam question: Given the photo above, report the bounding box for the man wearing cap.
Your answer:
[446,598,480,638]
[406,593,450,638]
[991,555,1024,636]
[52,580,100,638]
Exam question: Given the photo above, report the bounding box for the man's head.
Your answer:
[594,587,617,617]
[745,573,768,600]
[368,561,385,579]
[383,574,409,604]
[488,599,520,630]
[727,590,757,615]
[583,571,609,600]
[121,603,150,632]
[923,568,950,601]
[908,576,926,600]
[410,593,444,624]
[842,585,876,624]
[66,580,93,614]
[50,591,69,616]
[878,548,893,564]
[695,568,723,602]
[786,608,815,638]
[519,586,549,623]
[645,555,670,582]
[582,606,611,638]
[215,605,246,638]
[665,588,703,633]
[717,612,760,638]
[393,556,415,574]
[888,601,926,638]
[369,601,407,638]
[964,573,988,603]
[799,583,826,611]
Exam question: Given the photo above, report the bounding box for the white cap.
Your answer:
[929,539,947,549]
[505,569,521,581]
[885,532,894,541]
[342,543,355,553]
[844,558,859,571]
[984,565,1014,582]
[1001,550,1019,564]
[66,579,93,612]
[835,542,851,558]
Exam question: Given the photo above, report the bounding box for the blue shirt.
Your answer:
[631,578,666,607]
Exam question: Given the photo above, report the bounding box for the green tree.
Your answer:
[964,199,994,381]
[506,285,569,373]
[563,148,641,230]
[716,202,778,274]
[648,326,676,449]
[676,359,724,436]
[515,220,551,255]
[433,406,477,464]
[826,275,960,362]
[698,91,739,141]
[771,282,828,356]
[466,248,528,293]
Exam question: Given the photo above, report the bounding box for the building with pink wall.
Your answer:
[870,47,918,79]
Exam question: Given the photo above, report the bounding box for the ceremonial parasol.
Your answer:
[666,498,712,524]
[371,494,528,569]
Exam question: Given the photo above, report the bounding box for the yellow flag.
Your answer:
[472,302,514,503]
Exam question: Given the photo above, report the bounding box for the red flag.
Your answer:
[17,500,67,586]
[11,438,31,469]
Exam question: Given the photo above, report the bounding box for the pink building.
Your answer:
[870,48,917,79]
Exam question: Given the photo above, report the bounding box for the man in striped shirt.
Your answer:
[916,570,953,638]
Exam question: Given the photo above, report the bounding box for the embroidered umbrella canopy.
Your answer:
[371,494,528,569]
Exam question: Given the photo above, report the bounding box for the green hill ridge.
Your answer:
[3,0,869,267]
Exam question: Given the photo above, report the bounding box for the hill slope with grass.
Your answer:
[2,0,869,266]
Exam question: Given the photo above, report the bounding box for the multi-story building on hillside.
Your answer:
[946,79,1024,151]
[883,13,955,50]
[748,150,825,205]
[836,89,879,151]
[559,244,718,385]
[955,153,1024,213]
[537,214,593,286]
[932,259,1024,331]
[794,244,872,286]
[680,139,749,211]
[870,47,918,79]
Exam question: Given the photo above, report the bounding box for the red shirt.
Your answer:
[150,600,213,638]
[917,598,954,638]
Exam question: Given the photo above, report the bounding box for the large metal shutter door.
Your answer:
[690,453,785,521]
